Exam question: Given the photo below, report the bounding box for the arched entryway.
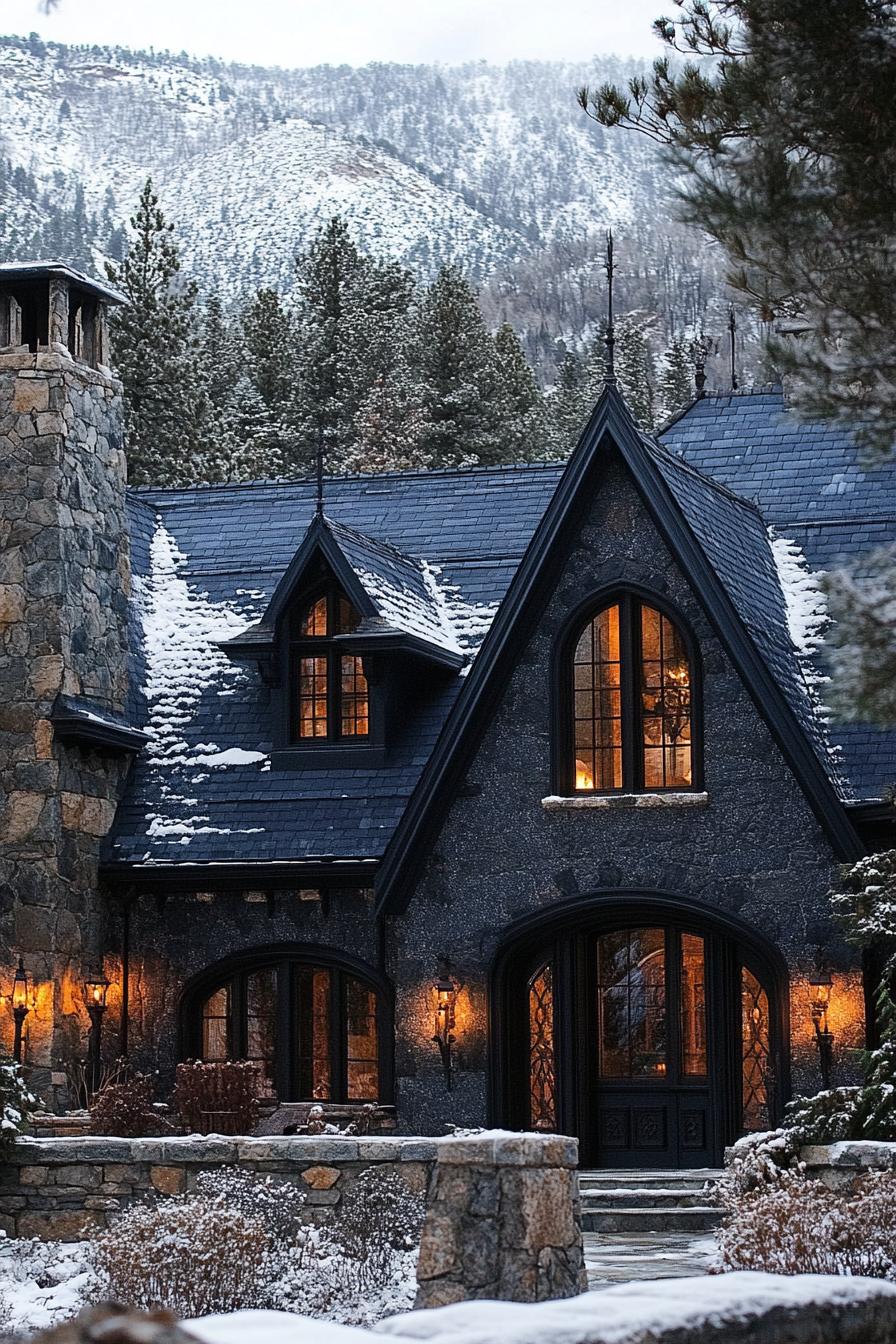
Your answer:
[491,894,788,1168]
[179,944,393,1105]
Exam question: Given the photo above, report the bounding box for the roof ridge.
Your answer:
[323,513,423,569]
[127,459,567,499]
[655,383,785,435]
[644,435,765,518]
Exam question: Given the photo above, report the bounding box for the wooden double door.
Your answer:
[504,911,781,1168]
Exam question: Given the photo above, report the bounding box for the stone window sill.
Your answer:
[541,791,709,811]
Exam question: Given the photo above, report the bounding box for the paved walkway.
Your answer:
[584,1230,719,1286]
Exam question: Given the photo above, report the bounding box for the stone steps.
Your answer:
[579,1168,725,1233]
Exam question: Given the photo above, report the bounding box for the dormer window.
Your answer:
[291,585,369,743]
[557,591,700,794]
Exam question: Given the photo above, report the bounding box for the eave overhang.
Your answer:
[100,856,380,893]
[51,695,148,754]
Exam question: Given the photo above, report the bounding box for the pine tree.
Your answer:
[106,178,210,486]
[614,315,656,429]
[492,322,545,460]
[581,0,896,460]
[220,374,287,482]
[414,264,504,467]
[656,335,696,426]
[545,350,590,459]
[293,216,367,471]
[346,367,432,473]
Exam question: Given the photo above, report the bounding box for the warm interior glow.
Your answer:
[575,758,595,790]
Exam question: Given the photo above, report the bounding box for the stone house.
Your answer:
[1,261,894,1167]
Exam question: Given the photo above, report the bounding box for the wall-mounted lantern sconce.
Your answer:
[432,972,457,1091]
[10,958,30,1064]
[84,972,110,1096]
[808,968,835,1090]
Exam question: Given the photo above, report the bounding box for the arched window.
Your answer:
[290,584,369,743]
[192,956,382,1103]
[569,594,696,793]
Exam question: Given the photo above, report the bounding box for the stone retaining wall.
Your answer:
[0,1134,437,1241]
[1,1131,586,1306]
[799,1140,896,1187]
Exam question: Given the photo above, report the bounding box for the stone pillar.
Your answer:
[0,268,131,1103]
[47,278,69,352]
[415,1133,587,1308]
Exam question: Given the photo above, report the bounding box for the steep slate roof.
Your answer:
[104,466,558,872]
[661,385,896,800]
[105,383,886,879]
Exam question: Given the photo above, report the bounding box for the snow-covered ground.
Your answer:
[0,1238,94,1337]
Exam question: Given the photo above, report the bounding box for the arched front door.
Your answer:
[494,898,787,1168]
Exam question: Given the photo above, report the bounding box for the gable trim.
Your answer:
[374,388,862,916]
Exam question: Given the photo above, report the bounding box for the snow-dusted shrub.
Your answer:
[0,1058,35,1155]
[94,1195,269,1316]
[192,1165,307,1248]
[89,1072,163,1137]
[93,1167,302,1316]
[171,1059,260,1134]
[718,1168,896,1278]
[272,1168,425,1324]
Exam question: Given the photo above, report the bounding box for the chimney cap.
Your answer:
[0,260,125,307]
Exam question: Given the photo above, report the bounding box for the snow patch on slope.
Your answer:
[769,529,829,660]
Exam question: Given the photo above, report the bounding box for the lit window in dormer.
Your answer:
[292,586,369,743]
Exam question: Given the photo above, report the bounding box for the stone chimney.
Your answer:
[0,262,139,1101]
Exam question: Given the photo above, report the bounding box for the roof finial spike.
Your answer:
[315,425,325,518]
[694,330,708,398]
[728,307,739,391]
[603,229,617,387]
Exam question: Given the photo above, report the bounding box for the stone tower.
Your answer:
[0,263,140,1100]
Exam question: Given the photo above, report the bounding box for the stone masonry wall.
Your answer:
[1,1131,587,1308]
[415,1133,586,1306]
[0,1134,436,1241]
[0,347,132,1099]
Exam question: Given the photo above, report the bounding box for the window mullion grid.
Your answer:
[332,970,348,1102]
[620,597,641,792]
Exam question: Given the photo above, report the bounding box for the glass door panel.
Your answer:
[741,967,771,1131]
[680,933,707,1077]
[297,965,332,1100]
[345,975,379,1100]
[596,928,667,1079]
[246,967,277,1096]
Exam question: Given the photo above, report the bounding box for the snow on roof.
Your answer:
[326,517,498,659]
[133,519,270,847]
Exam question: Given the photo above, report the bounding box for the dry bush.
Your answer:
[94,1197,269,1317]
[90,1073,163,1138]
[94,1167,307,1317]
[171,1060,260,1135]
[718,1168,896,1278]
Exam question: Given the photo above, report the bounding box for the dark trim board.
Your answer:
[100,860,380,894]
[375,388,862,916]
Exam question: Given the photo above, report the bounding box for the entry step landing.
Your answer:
[579,1168,725,1234]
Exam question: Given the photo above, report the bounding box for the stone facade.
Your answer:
[0,278,132,1101]
[389,457,863,1134]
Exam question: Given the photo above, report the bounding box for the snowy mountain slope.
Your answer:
[0,35,737,365]
[159,118,526,296]
[0,37,655,282]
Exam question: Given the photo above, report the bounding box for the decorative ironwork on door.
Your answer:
[741,966,771,1130]
[528,962,556,1130]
